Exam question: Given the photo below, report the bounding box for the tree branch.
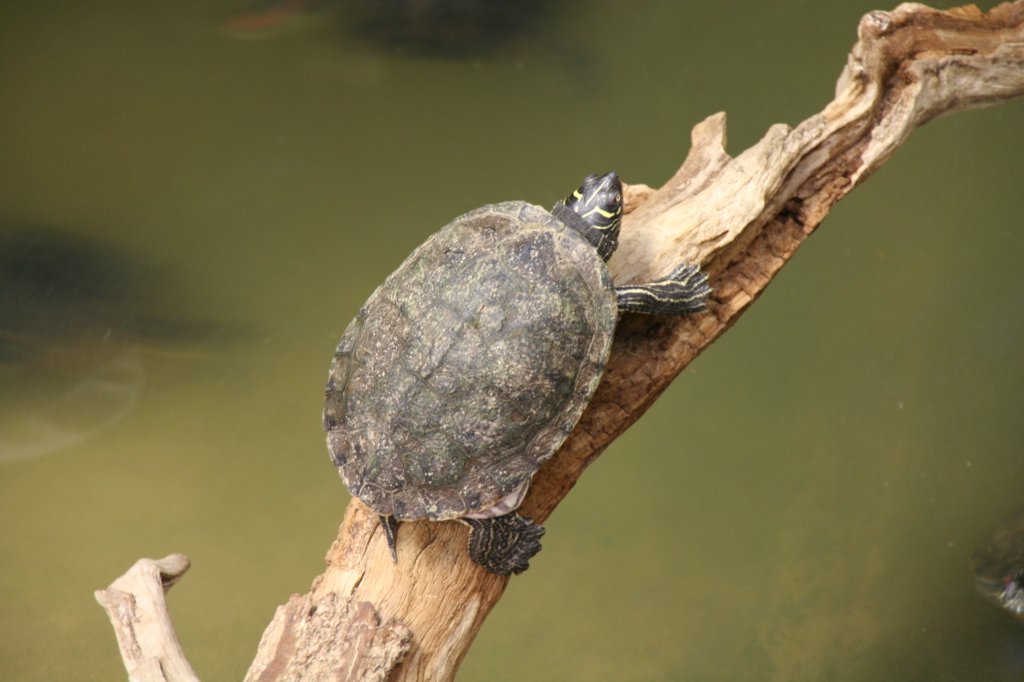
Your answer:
[97,3,1024,680]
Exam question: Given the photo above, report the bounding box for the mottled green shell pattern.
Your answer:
[324,201,617,522]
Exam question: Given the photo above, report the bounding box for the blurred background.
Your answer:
[1,1,1023,680]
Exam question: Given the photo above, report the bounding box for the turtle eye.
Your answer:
[613,193,622,205]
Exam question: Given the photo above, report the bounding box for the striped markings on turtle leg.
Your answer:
[615,262,712,316]
[463,514,546,576]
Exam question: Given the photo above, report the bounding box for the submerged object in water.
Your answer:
[973,507,1024,619]
[0,223,240,463]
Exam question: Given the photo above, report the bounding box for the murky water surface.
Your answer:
[2,1,1023,679]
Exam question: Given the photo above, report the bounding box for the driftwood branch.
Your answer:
[94,554,198,682]
[98,3,1024,680]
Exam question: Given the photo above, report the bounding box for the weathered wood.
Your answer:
[94,554,198,682]
[247,595,412,682]
[97,3,1024,680]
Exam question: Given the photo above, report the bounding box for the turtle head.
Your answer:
[556,171,622,261]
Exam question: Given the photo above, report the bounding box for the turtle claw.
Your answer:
[464,513,545,576]
[379,515,399,563]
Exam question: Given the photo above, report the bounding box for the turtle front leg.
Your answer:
[615,262,711,315]
[463,513,545,576]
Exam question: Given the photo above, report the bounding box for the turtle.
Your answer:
[323,171,711,576]
[973,506,1024,619]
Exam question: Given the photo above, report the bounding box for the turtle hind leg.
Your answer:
[464,513,545,576]
[615,262,712,315]
[379,515,399,563]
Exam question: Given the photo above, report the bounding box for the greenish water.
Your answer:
[1,1,1023,680]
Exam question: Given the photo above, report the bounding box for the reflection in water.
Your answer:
[974,507,1024,620]
[346,0,555,58]
[226,0,557,59]
[223,0,330,38]
[0,350,144,464]
[0,224,240,463]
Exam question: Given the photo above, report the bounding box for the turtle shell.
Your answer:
[324,201,617,521]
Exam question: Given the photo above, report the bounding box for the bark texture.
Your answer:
[97,3,1024,681]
